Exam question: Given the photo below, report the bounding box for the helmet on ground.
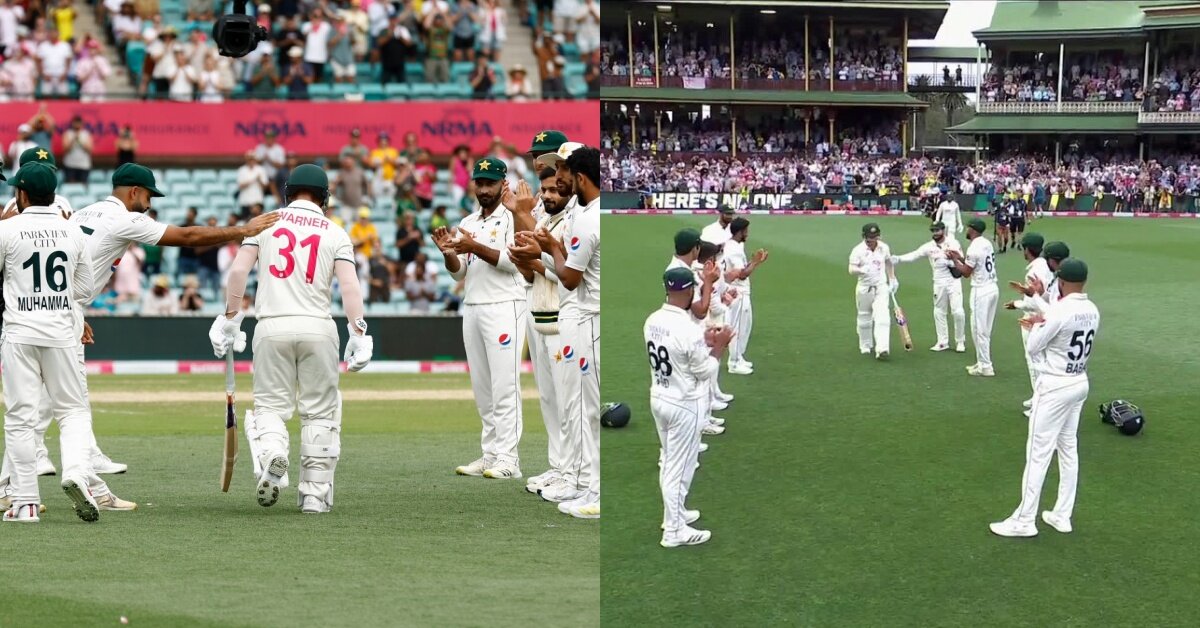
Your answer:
[601,402,631,428]
[1099,399,1144,436]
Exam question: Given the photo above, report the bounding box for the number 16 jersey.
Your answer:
[643,303,719,402]
[245,201,354,320]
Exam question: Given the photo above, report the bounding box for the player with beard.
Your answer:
[890,221,966,353]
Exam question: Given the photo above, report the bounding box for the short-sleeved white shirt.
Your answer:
[563,195,599,315]
[964,236,997,288]
[244,201,354,319]
[0,206,92,348]
[70,197,168,300]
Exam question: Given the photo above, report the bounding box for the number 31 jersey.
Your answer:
[643,303,719,402]
[245,201,354,320]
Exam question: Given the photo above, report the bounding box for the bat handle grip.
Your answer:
[225,351,235,394]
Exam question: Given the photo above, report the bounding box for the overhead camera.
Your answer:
[213,0,268,58]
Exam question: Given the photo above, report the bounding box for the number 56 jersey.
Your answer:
[0,206,93,348]
[245,201,354,320]
[643,303,719,402]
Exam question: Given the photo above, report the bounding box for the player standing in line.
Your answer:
[723,217,768,374]
[645,268,735,548]
[890,221,966,353]
[212,164,372,513]
[700,206,734,246]
[528,146,602,519]
[435,159,529,481]
[990,259,1098,538]
[946,218,998,377]
[0,163,124,523]
[662,230,725,436]
[3,148,74,217]
[1004,233,1054,417]
[933,193,963,236]
[1013,241,1071,314]
[695,241,735,423]
[848,223,897,359]
[511,164,574,500]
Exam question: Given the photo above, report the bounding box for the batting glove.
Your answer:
[345,334,374,372]
[889,279,900,295]
[208,312,247,358]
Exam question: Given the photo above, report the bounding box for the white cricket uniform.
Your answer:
[894,237,965,347]
[848,240,892,355]
[664,257,716,421]
[450,205,528,466]
[1007,293,1099,525]
[1015,256,1055,393]
[0,205,112,507]
[526,207,568,479]
[700,219,731,246]
[243,200,355,508]
[723,238,753,365]
[963,236,998,368]
[558,195,600,499]
[935,200,962,234]
[644,303,717,534]
[4,194,73,217]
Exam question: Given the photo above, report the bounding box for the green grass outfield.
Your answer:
[601,215,1200,626]
[1,374,598,628]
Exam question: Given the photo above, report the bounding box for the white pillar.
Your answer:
[1057,42,1065,110]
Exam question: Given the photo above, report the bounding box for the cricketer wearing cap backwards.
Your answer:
[890,221,966,353]
[1004,233,1056,415]
[700,207,735,247]
[0,163,130,523]
[990,258,1099,538]
[3,148,74,218]
[64,163,278,467]
[212,164,372,514]
[946,217,999,376]
[848,222,897,359]
[434,158,530,482]
[645,267,735,548]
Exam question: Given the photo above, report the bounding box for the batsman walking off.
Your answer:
[947,218,998,376]
[213,164,373,514]
[990,259,1098,538]
[436,159,529,481]
[848,223,897,359]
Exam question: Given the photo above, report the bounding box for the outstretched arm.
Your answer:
[160,212,279,248]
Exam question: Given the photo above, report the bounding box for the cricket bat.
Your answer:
[890,292,914,352]
[220,352,238,492]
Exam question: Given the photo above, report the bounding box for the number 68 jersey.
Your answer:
[245,201,355,320]
[1027,293,1100,379]
[643,303,719,401]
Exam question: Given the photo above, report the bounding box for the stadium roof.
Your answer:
[974,1,1200,42]
[946,114,1138,134]
[600,87,929,107]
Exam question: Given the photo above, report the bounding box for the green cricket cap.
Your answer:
[529,130,569,154]
[112,163,165,197]
[674,228,701,253]
[664,267,696,292]
[11,162,59,197]
[930,221,946,231]
[1021,233,1044,249]
[1056,258,1088,282]
[862,222,881,238]
[967,217,987,233]
[472,158,507,181]
[286,163,329,190]
[719,206,736,215]
[19,147,56,169]
[1043,241,1071,261]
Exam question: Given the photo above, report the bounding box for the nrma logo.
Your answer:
[234,120,307,138]
[421,109,494,141]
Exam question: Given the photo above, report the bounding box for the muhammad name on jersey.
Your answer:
[16,293,72,311]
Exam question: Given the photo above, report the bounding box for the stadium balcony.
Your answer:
[1137,111,1200,124]
[977,101,1143,114]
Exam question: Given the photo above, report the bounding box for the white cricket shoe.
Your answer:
[661,525,712,548]
[454,456,494,477]
[860,346,872,355]
[540,482,586,504]
[0,496,45,514]
[91,452,127,475]
[972,365,996,377]
[713,390,734,404]
[525,470,559,493]
[1041,511,1072,534]
[701,422,725,436]
[710,399,729,412]
[61,476,99,523]
[989,518,1037,538]
[1023,398,1034,409]
[256,454,289,507]
[36,455,56,476]
[301,496,329,514]
[567,499,600,520]
[955,342,966,353]
[1023,409,1032,419]
[699,442,708,453]
[708,417,725,427]
[557,494,593,515]
[482,460,522,479]
[661,509,701,529]
[3,503,39,523]
[930,343,949,352]
[728,362,754,375]
[531,475,566,495]
[740,359,754,370]
[876,351,889,360]
[96,493,137,511]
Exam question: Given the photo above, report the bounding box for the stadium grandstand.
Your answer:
[602,0,1200,215]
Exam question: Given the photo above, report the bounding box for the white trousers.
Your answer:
[932,280,966,346]
[558,313,599,497]
[1020,326,1037,394]
[1009,375,1089,524]
[855,284,890,354]
[726,292,753,364]
[251,317,342,507]
[970,284,999,368]
[2,341,108,506]
[527,315,565,474]
[652,396,702,534]
[463,301,528,465]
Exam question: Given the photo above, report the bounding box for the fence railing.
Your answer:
[908,72,981,89]
[977,101,1141,114]
[1137,111,1200,124]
